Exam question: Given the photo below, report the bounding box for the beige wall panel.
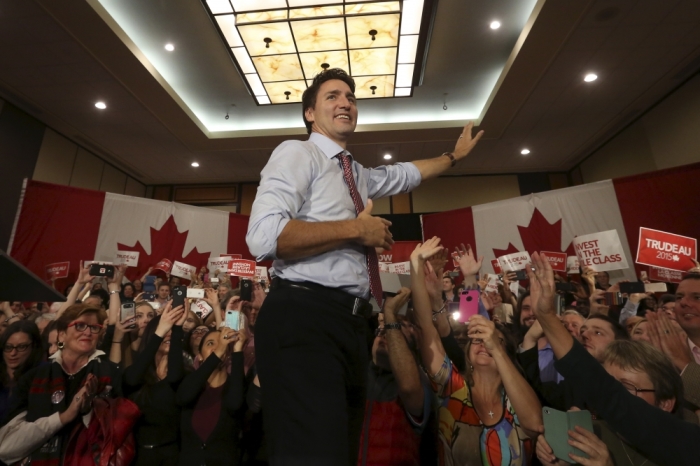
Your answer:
[125,177,146,198]
[642,73,700,170]
[412,175,520,213]
[69,148,104,190]
[239,184,258,216]
[33,129,77,185]
[204,205,239,213]
[391,193,412,214]
[372,195,391,215]
[548,173,569,190]
[100,164,127,194]
[580,121,656,183]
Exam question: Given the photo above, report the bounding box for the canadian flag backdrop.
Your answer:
[9,180,254,285]
[423,162,700,281]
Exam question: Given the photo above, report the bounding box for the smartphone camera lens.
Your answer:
[466,296,472,302]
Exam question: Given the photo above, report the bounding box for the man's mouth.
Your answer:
[335,114,350,121]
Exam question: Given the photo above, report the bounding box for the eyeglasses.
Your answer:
[4,343,31,353]
[67,321,103,334]
[620,380,655,396]
[192,328,209,335]
[469,336,505,346]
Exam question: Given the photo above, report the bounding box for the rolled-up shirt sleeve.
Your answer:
[246,141,313,261]
[365,162,422,200]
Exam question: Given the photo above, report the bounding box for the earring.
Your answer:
[470,365,474,371]
[57,341,64,350]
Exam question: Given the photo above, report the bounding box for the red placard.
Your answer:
[228,259,256,277]
[153,258,173,273]
[648,266,684,283]
[452,252,460,268]
[542,251,567,272]
[46,261,70,280]
[491,259,502,274]
[636,227,697,272]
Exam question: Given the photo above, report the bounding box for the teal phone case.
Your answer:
[542,407,594,462]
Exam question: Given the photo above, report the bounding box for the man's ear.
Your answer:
[658,397,675,413]
[304,107,315,126]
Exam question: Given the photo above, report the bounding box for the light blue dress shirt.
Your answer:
[246,132,422,299]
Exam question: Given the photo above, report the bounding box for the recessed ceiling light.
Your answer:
[383,154,392,160]
[164,43,175,52]
[584,73,598,82]
[521,149,531,155]
[95,101,106,109]
[191,162,200,167]
[490,21,501,30]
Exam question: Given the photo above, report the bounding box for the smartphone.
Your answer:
[210,277,220,284]
[514,269,528,281]
[448,271,460,278]
[143,275,157,292]
[543,407,594,461]
[89,264,115,278]
[645,282,667,293]
[602,292,624,306]
[555,282,577,293]
[458,290,479,323]
[142,292,156,301]
[120,302,135,322]
[171,285,187,309]
[121,317,136,330]
[225,310,241,331]
[187,288,205,299]
[555,295,565,315]
[240,279,253,301]
[36,302,43,312]
[619,282,645,294]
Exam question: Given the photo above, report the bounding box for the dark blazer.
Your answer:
[176,352,245,466]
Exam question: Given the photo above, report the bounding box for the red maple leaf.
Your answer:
[492,209,575,259]
[118,216,211,281]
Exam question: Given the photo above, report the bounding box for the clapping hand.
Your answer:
[527,252,556,317]
[454,243,483,277]
[383,287,411,318]
[647,310,693,371]
[410,237,444,268]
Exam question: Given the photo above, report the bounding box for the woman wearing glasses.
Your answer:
[411,238,542,466]
[0,304,125,465]
[0,320,43,423]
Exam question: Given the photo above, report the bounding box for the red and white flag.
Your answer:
[9,181,255,283]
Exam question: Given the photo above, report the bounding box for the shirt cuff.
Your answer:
[402,162,423,190]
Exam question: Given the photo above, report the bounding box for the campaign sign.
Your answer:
[208,256,233,274]
[255,266,268,281]
[46,261,70,280]
[387,261,410,275]
[221,254,242,260]
[192,299,213,319]
[542,251,567,272]
[485,274,500,293]
[491,259,502,274]
[497,251,532,272]
[452,252,460,268]
[636,227,697,272]
[114,251,139,267]
[573,230,628,272]
[379,262,391,273]
[566,256,580,274]
[228,259,256,277]
[649,266,684,283]
[154,258,173,273]
[171,261,196,280]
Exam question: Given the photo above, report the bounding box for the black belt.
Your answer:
[270,277,374,318]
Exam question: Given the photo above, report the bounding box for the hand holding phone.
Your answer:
[225,310,241,331]
[120,303,135,322]
[240,279,253,302]
[89,264,115,278]
[171,285,187,309]
[458,290,479,323]
[543,407,594,461]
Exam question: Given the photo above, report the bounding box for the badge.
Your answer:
[51,390,65,404]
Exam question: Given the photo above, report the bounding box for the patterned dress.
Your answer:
[431,355,532,466]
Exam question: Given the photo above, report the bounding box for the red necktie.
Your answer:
[337,153,383,307]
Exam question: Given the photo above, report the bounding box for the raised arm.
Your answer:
[410,237,448,376]
[382,289,424,417]
[203,288,223,329]
[467,314,543,434]
[106,266,125,325]
[57,266,95,317]
[411,122,483,180]
[454,243,483,289]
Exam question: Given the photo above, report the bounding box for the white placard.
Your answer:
[566,256,580,274]
[387,261,410,274]
[208,256,233,274]
[171,260,196,279]
[255,266,268,281]
[192,299,213,319]
[573,230,629,272]
[485,274,500,293]
[114,251,139,267]
[379,262,391,273]
[497,251,532,272]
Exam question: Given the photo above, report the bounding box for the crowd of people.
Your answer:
[0,246,698,465]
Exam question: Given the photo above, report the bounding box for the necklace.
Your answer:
[621,441,648,466]
[488,411,494,418]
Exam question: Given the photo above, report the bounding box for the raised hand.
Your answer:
[356,199,394,250]
[467,315,502,354]
[410,237,444,267]
[527,252,556,317]
[383,287,411,318]
[452,121,484,161]
[689,258,700,273]
[423,262,443,304]
[77,264,96,285]
[646,311,693,371]
[216,327,237,358]
[581,266,596,293]
[588,289,610,316]
[480,291,494,312]
[454,243,483,277]
[428,248,449,277]
[203,288,220,307]
[155,301,184,337]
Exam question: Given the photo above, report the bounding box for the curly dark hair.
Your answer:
[301,68,356,134]
[0,320,44,387]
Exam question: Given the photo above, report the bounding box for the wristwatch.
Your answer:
[384,322,402,331]
[109,290,120,295]
[442,152,457,167]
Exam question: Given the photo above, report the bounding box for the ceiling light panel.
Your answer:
[204,0,430,105]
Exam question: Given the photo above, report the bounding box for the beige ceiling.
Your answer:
[1,0,699,185]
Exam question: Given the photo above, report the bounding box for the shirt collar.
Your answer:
[50,349,105,365]
[309,132,348,159]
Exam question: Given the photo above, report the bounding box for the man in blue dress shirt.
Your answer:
[246,68,483,466]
